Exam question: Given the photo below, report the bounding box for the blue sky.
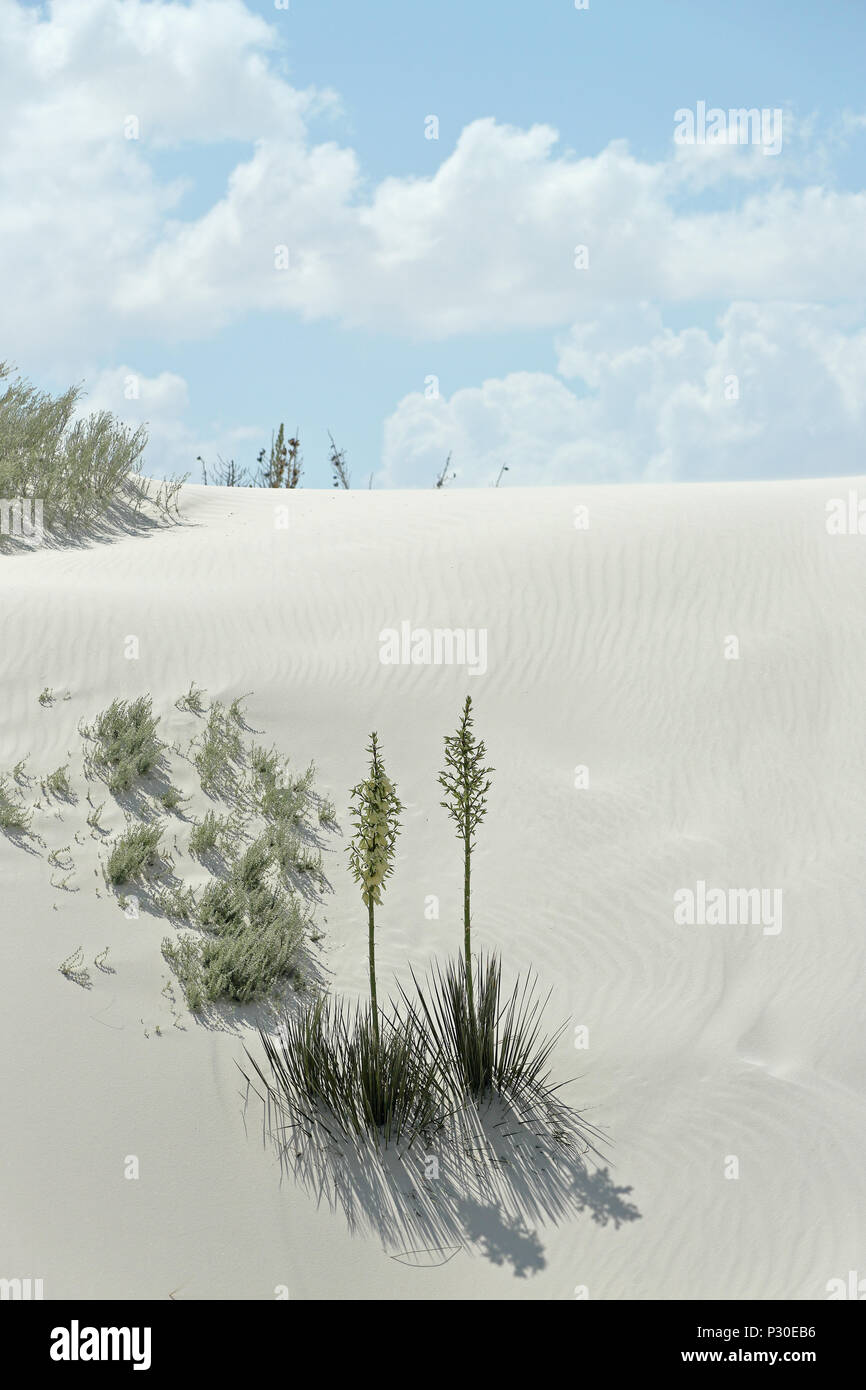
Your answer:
[3,0,866,486]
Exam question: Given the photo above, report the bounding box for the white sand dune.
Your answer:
[1,477,864,1299]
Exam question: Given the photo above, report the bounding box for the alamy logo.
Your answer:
[826,1270,866,1299]
[50,1320,152,1371]
[0,1276,43,1299]
[0,497,45,542]
[674,102,783,156]
[674,880,782,935]
[379,622,488,677]
[825,490,865,535]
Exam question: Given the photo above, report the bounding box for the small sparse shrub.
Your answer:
[264,820,300,877]
[175,682,207,715]
[198,877,244,932]
[232,837,271,894]
[250,744,281,786]
[12,755,30,783]
[0,362,148,532]
[228,693,252,726]
[159,881,197,922]
[192,703,244,796]
[59,946,91,988]
[161,935,204,1012]
[188,809,231,858]
[85,695,165,794]
[159,785,186,814]
[44,764,72,798]
[38,688,54,707]
[106,822,163,885]
[0,776,31,830]
[295,846,323,877]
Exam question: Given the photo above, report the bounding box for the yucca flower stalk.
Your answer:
[348,732,402,1047]
[438,696,493,1017]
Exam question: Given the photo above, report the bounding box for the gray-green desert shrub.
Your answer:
[84,695,165,794]
[263,820,301,877]
[188,809,232,857]
[164,831,310,1008]
[192,703,244,796]
[175,682,207,715]
[0,776,31,830]
[106,822,163,885]
[0,362,148,534]
[159,785,186,813]
[58,946,91,988]
[44,764,73,799]
[160,935,204,1012]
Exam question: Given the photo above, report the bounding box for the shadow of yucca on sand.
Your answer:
[241,1053,639,1273]
[242,698,641,1265]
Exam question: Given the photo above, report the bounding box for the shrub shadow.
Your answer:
[241,1078,641,1278]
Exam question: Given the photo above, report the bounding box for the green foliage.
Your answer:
[250,743,281,785]
[406,953,566,1109]
[38,687,54,707]
[175,682,208,715]
[192,702,244,796]
[348,733,402,911]
[0,362,148,534]
[255,424,303,489]
[328,432,351,490]
[160,935,204,1012]
[439,695,493,850]
[0,776,31,830]
[159,881,198,923]
[159,785,186,813]
[188,808,232,857]
[84,695,165,794]
[106,822,163,885]
[259,818,297,876]
[243,997,442,1148]
[44,764,72,799]
[228,693,252,726]
[348,732,402,1043]
[58,946,91,988]
[164,831,309,1008]
[439,696,494,1007]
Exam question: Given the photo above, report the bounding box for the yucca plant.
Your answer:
[242,995,442,1149]
[405,952,565,1107]
[347,732,402,1046]
[438,696,493,1015]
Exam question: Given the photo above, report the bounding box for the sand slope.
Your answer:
[1,478,865,1299]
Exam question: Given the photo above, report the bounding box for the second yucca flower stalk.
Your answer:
[439,696,493,1017]
[348,732,402,1047]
